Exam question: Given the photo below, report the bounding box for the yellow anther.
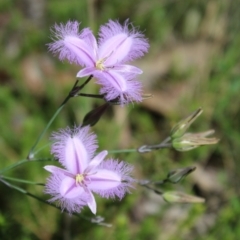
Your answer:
[96,59,105,70]
[75,174,84,185]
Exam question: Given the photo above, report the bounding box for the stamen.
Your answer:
[96,59,105,70]
[95,51,114,71]
[75,174,84,185]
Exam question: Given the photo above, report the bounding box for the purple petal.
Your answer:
[96,71,143,103]
[44,165,62,173]
[81,28,98,58]
[113,64,143,74]
[63,36,96,66]
[98,32,132,66]
[60,177,84,199]
[64,136,88,173]
[88,169,122,190]
[51,126,98,172]
[89,159,135,199]
[44,165,74,178]
[98,20,149,64]
[96,70,128,92]
[77,67,97,78]
[48,21,96,67]
[44,170,88,214]
[86,191,97,214]
[84,150,108,173]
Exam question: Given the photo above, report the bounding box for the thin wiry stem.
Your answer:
[0,178,111,227]
[0,176,45,186]
[27,76,93,159]
[108,149,137,154]
[108,137,172,154]
[138,137,172,153]
[0,157,55,174]
[78,93,104,99]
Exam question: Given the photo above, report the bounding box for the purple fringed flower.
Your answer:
[48,20,149,103]
[44,126,134,214]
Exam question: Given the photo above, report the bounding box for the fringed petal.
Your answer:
[89,159,134,199]
[44,171,88,214]
[48,21,96,67]
[98,20,149,64]
[51,126,98,171]
[88,169,121,189]
[98,32,132,65]
[64,136,89,173]
[96,70,142,104]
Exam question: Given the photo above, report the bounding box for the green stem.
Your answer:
[138,181,163,195]
[109,137,172,155]
[34,142,51,155]
[138,137,172,153]
[0,157,55,174]
[27,76,93,159]
[27,93,73,159]
[27,104,66,159]
[108,149,137,154]
[76,75,93,90]
[78,93,104,99]
[1,176,44,185]
[0,178,111,226]
[0,178,27,194]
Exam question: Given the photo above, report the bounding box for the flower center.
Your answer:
[95,59,105,70]
[75,174,85,185]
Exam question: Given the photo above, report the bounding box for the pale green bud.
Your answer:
[163,191,205,203]
[171,108,203,139]
[172,130,219,152]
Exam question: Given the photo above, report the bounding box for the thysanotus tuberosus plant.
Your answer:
[0,19,219,226]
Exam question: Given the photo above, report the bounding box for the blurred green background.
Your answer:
[0,0,240,239]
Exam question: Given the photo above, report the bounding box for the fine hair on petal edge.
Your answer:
[50,125,98,165]
[92,159,135,199]
[98,19,149,63]
[44,172,90,214]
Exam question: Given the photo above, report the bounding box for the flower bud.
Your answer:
[142,93,153,100]
[167,166,196,183]
[163,191,205,203]
[172,130,219,151]
[82,103,109,127]
[171,108,203,139]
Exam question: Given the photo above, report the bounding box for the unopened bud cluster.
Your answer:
[170,108,219,151]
